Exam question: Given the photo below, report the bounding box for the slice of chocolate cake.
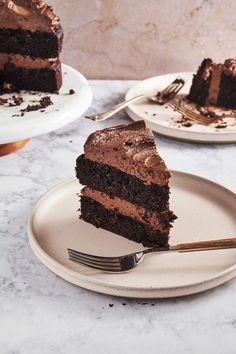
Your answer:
[0,0,63,92]
[188,58,236,108]
[76,121,176,248]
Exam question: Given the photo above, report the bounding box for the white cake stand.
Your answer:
[0,64,92,156]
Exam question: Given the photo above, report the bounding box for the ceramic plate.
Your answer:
[0,64,92,144]
[28,172,236,298]
[125,72,236,143]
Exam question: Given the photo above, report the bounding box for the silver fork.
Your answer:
[68,237,236,273]
[169,99,226,125]
[85,78,185,121]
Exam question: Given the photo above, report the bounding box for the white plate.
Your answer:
[125,72,236,143]
[0,64,92,144]
[28,172,236,298]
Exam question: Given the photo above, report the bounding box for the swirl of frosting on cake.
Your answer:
[0,0,61,32]
[224,59,236,76]
[84,120,171,186]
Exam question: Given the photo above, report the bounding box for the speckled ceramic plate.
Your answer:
[27,172,236,298]
[0,64,92,144]
[125,72,236,143]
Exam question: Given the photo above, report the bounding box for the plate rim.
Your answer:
[125,72,236,143]
[0,64,93,144]
[27,172,236,298]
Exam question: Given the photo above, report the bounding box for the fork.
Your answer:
[68,237,236,273]
[169,99,223,125]
[85,78,185,121]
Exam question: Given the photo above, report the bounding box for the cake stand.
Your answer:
[0,64,93,156]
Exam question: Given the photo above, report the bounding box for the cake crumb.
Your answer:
[40,96,53,108]
[215,123,227,129]
[182,121,192,127]
[69,89,75,95]
[9,95,23,107]
[109,304,114,307]
[21,96,52,113]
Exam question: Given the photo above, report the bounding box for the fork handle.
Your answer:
[85,95,146,121]
[145,237,236,255]
[172,237,236,253]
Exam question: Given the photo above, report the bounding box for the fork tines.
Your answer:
[169,99,220,125]
[68,248,124,272]
[157,77,185,104]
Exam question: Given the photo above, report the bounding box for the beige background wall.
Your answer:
[50,0,236,79]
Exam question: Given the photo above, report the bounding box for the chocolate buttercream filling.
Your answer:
[0,53,59,70]
[205,64,223,106]
[81,187,172,233]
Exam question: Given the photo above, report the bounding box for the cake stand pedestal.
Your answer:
[0,64,93,156]
[0,139,29,156]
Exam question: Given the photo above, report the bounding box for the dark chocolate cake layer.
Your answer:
[187,58,213,106]
[218,70,236,108]
[81,196,169,248]
[0,28,63,58]
[76,154,170,213]
[0,65,62,92]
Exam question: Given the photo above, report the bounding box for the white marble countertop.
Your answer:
[1,80,236,354]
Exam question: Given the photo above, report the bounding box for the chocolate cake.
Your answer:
[76,121,176,248]
[188,58,236,108]
[0,0,63,92]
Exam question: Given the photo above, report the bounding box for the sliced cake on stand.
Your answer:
[76,121,176,248]
[0,0,63,92]
[0,0,63,156]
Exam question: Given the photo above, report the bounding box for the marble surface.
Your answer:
[1,80,236,354]
[51,0,236,79]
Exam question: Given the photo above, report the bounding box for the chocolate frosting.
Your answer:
[224,59,236,76]
[84,121,171,186]
[205,64,223,106]
[0,0,62,34]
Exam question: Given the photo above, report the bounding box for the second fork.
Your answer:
[85,78,185,122]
